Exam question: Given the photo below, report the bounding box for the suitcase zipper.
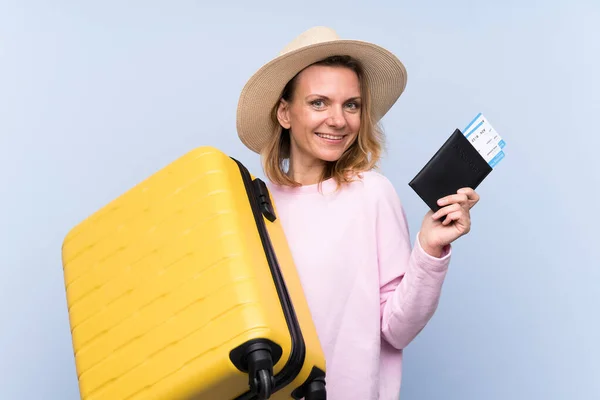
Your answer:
[231,158,306,400]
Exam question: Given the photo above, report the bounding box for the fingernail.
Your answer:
[437,199,445,205]
[457,189,466,194]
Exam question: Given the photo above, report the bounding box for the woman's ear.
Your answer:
[276,99,291,130]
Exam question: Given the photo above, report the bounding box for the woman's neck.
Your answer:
[288,156,326,186]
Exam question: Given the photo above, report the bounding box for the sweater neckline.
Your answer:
[268,176,338,196]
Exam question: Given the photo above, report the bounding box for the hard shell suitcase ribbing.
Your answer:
[61,146,327,400]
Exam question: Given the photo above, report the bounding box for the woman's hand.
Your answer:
[419,187,480,258]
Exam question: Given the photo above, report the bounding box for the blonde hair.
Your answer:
[261,55,385,189]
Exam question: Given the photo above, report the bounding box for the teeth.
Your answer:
[316,133,344,140]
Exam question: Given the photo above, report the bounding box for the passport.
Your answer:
[409,125,497,212]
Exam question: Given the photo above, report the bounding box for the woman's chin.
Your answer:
[314,148,346,162]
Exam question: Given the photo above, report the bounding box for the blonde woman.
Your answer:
[236,26,480,400]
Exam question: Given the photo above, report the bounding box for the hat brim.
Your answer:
[236,39,408,154]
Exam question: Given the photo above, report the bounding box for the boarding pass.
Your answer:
[463,113,506,168]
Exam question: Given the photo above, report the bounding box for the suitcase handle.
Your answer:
[253,178,277,222]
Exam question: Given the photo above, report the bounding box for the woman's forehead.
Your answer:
[294,64,361,97]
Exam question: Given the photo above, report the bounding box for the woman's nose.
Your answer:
[326,107,346,129]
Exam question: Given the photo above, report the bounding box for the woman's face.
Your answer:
[277,64,362,169]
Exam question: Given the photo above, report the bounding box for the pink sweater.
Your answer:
[267,170,451,400]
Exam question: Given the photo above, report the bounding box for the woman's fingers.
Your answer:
[437,193,468,207]
[458,187,480,206]
[437,188,480,209]
[432,203,461,221]
[443,210,464,225]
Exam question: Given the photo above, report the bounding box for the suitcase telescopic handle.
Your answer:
[253,178,277,222]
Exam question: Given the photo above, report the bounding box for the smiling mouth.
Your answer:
[315,133,346,141]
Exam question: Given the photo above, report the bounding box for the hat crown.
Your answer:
[279,26,341,56]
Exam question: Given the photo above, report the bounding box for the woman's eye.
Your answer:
[346,102,360,110]
[311,100,325,108]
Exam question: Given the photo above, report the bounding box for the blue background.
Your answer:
[2,1,598,399]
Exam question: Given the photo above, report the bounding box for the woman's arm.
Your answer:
[372,174,452,350]
[379,233,450,350]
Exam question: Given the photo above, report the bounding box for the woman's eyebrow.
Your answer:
[305,94,362,101]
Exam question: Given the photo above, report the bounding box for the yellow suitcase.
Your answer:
[61,146,326,400]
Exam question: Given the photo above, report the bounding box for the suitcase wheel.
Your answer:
[291,367,327,400]
[229,339,280,400]
[255,369,273,399]
[246,344,275,400]
[304,377,326,400]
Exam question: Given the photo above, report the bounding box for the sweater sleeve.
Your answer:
[374,175,452,350]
